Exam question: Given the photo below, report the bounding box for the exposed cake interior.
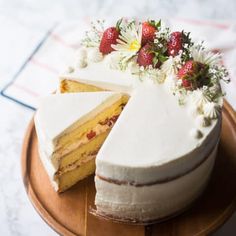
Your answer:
[60,79,105,93]
[35,92,129,192]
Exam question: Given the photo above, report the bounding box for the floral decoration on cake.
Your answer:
[77,18,230,125]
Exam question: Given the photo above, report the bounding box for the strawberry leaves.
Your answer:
[115,18,123,32]
[177,60,210,90]
[147,19,161,30]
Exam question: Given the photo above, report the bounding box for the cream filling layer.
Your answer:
[55,154,96,177]
[52,121,112,164]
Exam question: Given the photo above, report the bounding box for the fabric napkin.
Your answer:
[1,18,236,110]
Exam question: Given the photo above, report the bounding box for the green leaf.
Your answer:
[158,54,168,63]
[116,18,123,31]
[153,57,159,67]
[148,19,161,29]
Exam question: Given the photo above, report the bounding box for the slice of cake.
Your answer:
[35,92,129,192]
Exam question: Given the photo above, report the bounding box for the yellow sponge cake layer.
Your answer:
[57,158,95,192]
[52,94,129,167]
[60,79,105,93]
[56,130,110,172]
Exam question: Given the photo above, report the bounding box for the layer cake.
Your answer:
[34,18,229,222]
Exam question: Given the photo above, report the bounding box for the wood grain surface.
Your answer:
[21,100,236,236]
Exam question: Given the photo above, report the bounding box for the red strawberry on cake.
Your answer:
[137,44,155,67]
[99,27,120,54]
[167,31,183,57]
[99,19,123,55]
[167,31,192,57]
[177,60,209,89]
[141,20,161,45]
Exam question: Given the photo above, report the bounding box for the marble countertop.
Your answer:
[1,0,236,235]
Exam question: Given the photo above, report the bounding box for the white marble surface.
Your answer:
[1,0,236,235]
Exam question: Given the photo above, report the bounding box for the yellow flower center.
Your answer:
[129,40,141,51]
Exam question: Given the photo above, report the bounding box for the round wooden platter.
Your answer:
[21,100,236,236]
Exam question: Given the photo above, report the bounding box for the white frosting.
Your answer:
[195,114,211,127]
[60,57,142,93]
[188,105,200,117]
[75,48,87,60]
[95,144,218,221]
[75,58,87,68]
[96,84,221,184]
[190,128,203,139]
[65,66,74,74]
[87,47,103,63]
[161,56,181,76]
[190,89,210,109]
[164,74,177,91]
[38,143,59,191]
[74,48,88,68]
[203,102,221,119]
[127,59,140,74]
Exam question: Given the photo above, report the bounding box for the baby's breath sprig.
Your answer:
[150,25,170,67]
[81,20,105,47]
[208,64,230,84]
[180,31,194,62]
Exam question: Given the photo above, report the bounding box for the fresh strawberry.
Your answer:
[137,44,155,67]
[142,22,156,45]
[87,130,96,140]
[111,115,119,123]
[177,60,209,89]
[99,27,119,54]
[137,44,163,68]
[167,31,193,58]
[181,78,192,88]
[167,31,183,56]
[141,20,161,45]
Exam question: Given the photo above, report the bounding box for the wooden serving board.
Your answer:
[21,100,236,236]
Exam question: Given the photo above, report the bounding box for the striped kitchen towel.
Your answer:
[1,18,236,110]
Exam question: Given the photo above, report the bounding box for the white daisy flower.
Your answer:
[111,22,142,62]
[191,45,221,66]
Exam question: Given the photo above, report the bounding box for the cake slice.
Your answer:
[35,92,129,192]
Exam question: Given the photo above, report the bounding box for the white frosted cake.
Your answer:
[35,18,229,222]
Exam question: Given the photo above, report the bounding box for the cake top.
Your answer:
[96,83,219,165]
[95,83,221,183]
[62,18,229,119]
[60,18,230,183]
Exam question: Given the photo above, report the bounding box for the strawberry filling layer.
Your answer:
[86,115,120,141]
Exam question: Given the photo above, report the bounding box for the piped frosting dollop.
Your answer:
[190,89,210,109]
[74,48,88,68]
[190,128,203,139]
[87,48,104,63]
[195,114,211,127]
[203,102,221,119]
